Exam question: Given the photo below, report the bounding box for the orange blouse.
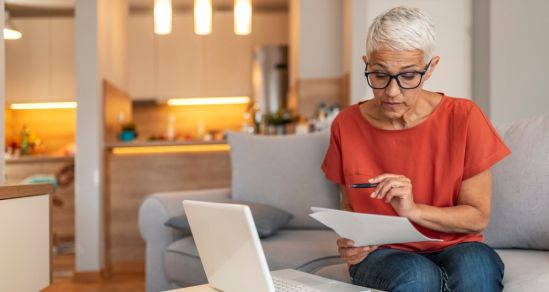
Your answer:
[321,95,511,253]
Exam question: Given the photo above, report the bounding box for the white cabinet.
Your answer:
[127,14,156,98]
[128,11,288,100]
[6,17,74,103]
[204,13,252,97]
[157,14,204,99]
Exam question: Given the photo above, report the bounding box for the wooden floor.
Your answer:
[43,254,145,292]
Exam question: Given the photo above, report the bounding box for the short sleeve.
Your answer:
[463,105,511,179]
[321,120,345,184]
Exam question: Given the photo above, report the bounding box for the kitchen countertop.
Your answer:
[105,140,227,148]
[6,155,74,163]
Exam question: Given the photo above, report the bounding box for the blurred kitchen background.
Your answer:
[2,0,549,288]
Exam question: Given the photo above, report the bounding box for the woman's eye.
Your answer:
[400,73,417,80]
[374,73,389,79]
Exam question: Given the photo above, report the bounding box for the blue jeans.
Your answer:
[349,242,504,292]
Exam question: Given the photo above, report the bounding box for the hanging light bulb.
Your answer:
[154,0,172,35]
[234,0,252,35]
[3,11,22,40]
[194,0,212,35]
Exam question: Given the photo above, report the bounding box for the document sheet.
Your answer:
[310,207,442,246]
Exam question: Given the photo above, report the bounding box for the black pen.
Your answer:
[351,183,379,188]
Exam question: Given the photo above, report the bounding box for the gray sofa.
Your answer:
[139,113,549,292]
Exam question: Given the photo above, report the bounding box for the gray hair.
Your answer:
[366,6,436,63]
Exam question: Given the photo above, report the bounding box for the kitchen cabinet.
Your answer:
[6,17,75,103]
[128,11,288,100]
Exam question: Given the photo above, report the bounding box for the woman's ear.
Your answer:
[424,56,440,81]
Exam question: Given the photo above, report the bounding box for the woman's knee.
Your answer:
[351,249,442,292]
[442,242,504,291]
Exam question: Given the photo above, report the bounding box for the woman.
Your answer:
[321,6,510,292]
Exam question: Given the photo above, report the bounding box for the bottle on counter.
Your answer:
[20,125,30,155]
[166,114,176,141]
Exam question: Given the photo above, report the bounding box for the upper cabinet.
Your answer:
[6,17,75,103]
[128,11,288,100]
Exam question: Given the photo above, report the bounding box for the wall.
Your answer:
[298,0,343,79]
[356,0,472,103]
[488,0,549,124]
[0,1,5,183]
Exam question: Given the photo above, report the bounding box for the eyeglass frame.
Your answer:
[364,59,433,90]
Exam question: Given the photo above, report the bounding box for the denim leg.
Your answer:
[425,242,504,292]
[350,248,442,292]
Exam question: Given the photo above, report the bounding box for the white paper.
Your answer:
[310,207,442,246]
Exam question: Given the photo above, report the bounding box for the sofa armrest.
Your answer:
[138,188,231,292]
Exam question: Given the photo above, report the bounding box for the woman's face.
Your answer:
[363,49,437,120]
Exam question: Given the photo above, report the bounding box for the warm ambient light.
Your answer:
[112,144,230,155]
[234,0,252,35]
[167,96,250,106]
[10,102,77,110]
[194,0,212,35]
[154,0,172,35]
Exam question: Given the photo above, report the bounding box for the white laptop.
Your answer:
[182,200,370,292]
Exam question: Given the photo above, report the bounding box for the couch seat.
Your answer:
[314,248,549,291]
[164,229,342,286]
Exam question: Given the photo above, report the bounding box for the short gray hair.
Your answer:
[366,6,436,63]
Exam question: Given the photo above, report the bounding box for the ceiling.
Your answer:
[5,0,287,10]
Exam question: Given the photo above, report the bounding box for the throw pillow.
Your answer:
[164,199,293,238]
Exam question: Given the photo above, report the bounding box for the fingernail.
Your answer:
[370,192,376,198]
[368,178,373,182]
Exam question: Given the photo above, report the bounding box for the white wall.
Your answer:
[297,0,343,79]
[344,0,368,105]
[75,0,128,272]
[489,0,549,124]
[349,0,472,104]
[0,0,5,183]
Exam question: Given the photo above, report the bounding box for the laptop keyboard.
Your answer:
[272,276,320,292]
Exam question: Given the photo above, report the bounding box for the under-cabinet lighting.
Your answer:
[112,144,230,155]
[167,96,250,106]
[10,102,77,110]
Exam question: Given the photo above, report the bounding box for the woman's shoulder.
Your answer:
[441,96,485,119]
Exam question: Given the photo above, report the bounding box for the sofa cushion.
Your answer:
[164,230,342,285]
[484,113,549,249]
[165,199,293,238]
[227,132,340,229]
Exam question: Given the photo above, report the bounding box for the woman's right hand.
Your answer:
[336,237,378,265]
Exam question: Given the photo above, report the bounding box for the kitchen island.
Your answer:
[105,140,231,270]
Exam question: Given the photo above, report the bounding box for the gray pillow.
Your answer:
[484,112,549,250]
[164,199,293,238]
[227,132,339,229]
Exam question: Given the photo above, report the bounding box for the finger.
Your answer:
[337,238,355,248]
[373,179,400,199]
[340,246,366,258]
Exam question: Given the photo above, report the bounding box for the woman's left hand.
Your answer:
[369,174,419,219]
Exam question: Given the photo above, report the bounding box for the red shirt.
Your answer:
[321,95,511,253]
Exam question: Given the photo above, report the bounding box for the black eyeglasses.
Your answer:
[364,59,433,90]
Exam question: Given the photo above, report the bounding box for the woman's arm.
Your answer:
[371,169,492,234]
[411,169,492,233]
